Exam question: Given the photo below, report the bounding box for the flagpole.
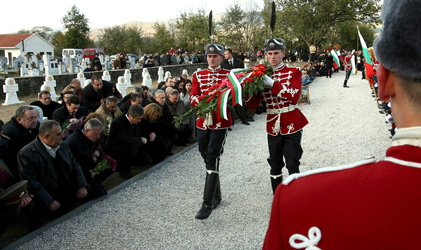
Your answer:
[357,26,360,52]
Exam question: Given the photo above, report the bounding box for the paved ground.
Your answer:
[12,70,391,249]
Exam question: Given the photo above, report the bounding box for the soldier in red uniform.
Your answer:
[191,43,232,220]
[263,0,421,248]
[246,38,308,193]
[343,52,353,88]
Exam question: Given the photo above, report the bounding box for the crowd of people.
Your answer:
[0,73,198,234]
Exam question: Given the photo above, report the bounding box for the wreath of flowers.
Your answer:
[174,63,273,127]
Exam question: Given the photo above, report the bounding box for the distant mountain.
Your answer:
[89,13,224,42]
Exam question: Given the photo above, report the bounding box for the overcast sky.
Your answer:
[1,0,262,34]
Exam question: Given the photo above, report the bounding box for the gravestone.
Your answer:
[2,78,25,106]
[164,71,172,81]
[17,56,24,69]
[182,69,189,78]
[12,59,18,69]
[104,55,111,70]
[129,57,135,69]
[30,105,48,123]
[117,76,128,97]
[31,55,38,67]
[142,68,149,79]
[142,73,152,88]
[84,79,92,88]
[40,75,58,101]
[124,69,133,87]
[63,54,70,67]
[38,60,44,72]
[158,67,164,82]
[42,54,50,73]
[0,57,7,70]
[45,59,59,75]
[244,59,250,69]
[70,58,79,73]
[102,70,111,81]
[20,63,30,77]
[77,72,87,87]
[81,58,90,72]
[28,68,40,76]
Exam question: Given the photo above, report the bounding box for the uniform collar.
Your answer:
[391,126,421,147]
[207,65,221,72]
[272,62,285,71]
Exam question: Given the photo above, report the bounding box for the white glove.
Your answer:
[263,75,274,88]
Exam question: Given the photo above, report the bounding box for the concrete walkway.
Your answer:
[12,70,391,250]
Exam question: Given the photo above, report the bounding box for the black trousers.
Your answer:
[267,130,303,176]
[197,128,228,171]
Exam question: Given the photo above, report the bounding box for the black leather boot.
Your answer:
[270,174,283,194]
[195,172,218,219]
[213,176,222,209]
[343,80,349,88]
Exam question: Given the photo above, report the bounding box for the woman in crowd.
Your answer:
[139,103,172,163]
[180,81,192,106]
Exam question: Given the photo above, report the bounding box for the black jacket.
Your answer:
[82,81,114,113]
[119,99,132,114]
[220,57,244,70]
[17,137,87,207]
[91,57,102,71]
[64,128,95,179]
[2,117,40,178]
[52,106,88,127]
[105,115,145,155]
[29,101,59,120]
[326,55,334,68]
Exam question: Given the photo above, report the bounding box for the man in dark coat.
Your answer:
[82,74,114,113]
[17,120,87,228]
[91,53,102,71]
[220,48,245,70]
[30,90,59,120]
[2,106,40,178]
[65,118,111,198]
[105,104,151,179]
[119,93,143,114]
[52,95,88,128]
[166,89,193,146]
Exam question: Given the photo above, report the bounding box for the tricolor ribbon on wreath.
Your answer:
[173,64,271,127]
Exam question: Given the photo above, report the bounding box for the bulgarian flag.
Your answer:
[330,49,340,69]
[358,28,374,78]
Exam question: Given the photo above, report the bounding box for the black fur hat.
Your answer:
[205,44,225,56]
[265,38,286,51]
[374,0,421,80]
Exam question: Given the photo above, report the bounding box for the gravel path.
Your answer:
[17,70,391,250]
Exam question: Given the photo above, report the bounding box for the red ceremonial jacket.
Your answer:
[190,66,232,130]
[344,55,353,71]
[246,63,308,136]
[263,130,421,249]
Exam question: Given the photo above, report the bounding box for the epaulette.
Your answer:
[283,157,377,185]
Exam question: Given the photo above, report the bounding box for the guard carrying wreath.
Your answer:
[190,11,232,220]
[246,2,308,194]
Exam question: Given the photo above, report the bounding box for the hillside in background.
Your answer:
[89,13,224,42]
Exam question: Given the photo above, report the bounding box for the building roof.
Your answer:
[0,33,34,48]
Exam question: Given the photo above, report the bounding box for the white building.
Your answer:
[0,33,55,66]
